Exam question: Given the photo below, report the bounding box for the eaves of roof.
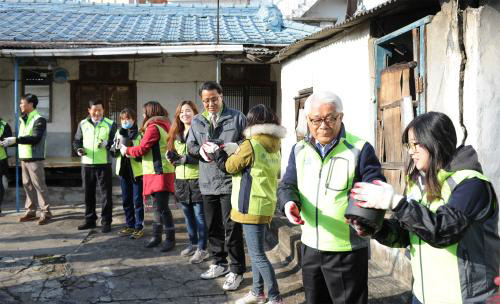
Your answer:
[268,0,429,63]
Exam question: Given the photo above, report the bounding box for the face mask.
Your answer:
[122,121,133,129]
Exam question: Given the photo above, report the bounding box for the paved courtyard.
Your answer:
[0,188,410,304]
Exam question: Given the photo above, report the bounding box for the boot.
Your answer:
[145,224,162,248]
[160,228,175,252]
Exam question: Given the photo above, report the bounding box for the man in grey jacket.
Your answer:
[186,81,246,291]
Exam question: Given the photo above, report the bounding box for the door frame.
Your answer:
[69,80,137,155]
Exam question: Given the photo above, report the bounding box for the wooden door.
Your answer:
[70,82,137,155]
[376,63,416,193]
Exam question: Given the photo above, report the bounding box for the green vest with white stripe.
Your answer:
[407,170,499,304]
[115,133,143,178]
[80,118,114,165]
[142,125,174,175]
[295,132,368,251]
[18,110,46,159]
[231,138,281,219]
[174,139,199,180]
[0,120,7,160]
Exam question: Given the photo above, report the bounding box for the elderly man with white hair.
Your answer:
[277,91,385,304]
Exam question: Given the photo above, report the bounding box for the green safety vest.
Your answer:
[407,169,498,304]
[295,132,368,251]
[142,124,174,175]
[174,139,199,180]
[80,118,114,165]
[18,110,46,159]
[115,133,143,178]
[0,120,7,160]
[230,138,281,222]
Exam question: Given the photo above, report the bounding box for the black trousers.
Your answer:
[203,193,246,274]
[301,244,368,304]
[82,165,113,225]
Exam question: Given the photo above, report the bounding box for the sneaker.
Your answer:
[222,272,243,291]
[181,245,196,257]
[19,213,37,222]
[235,290,266,304]
[130,229,144,239]
[119,227,135,236]
[189,249,209,264]
[200,264,229,280]
[265,298,283,304]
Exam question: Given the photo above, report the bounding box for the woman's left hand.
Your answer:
[350,180,404,210]
[222,142,239,155]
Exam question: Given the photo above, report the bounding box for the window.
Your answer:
[22,69,52,121]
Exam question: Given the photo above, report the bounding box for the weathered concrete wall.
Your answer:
[0,58,77,157]
[280,22,375,172]
[426,1,500,191]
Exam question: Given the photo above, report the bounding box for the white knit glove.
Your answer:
[76,148,86,157]
[284,201,304,225]
[203,142,220,154]
[1,137,16,147]
[119,144,128,157]
[222,142,239,155]
[350,180,404,210]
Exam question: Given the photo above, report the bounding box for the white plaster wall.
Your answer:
[280,22,374,172]
[133,56,217,125]
[463,4,500,190]
[426,2,500,190]
[304,0,347,24]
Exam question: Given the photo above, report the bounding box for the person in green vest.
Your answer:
[213,104,286,304]
[166,100,208,264]
[1,94,52,225]
[121,101,176,252]
[350,111,499,304]
[110,108,144,240]
[73,99,117,233]
[0,117,12,215]
[277,91,386,304]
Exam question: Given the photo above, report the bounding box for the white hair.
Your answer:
[303,91,343,116]
[296,91,343,137]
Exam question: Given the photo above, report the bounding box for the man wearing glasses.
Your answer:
[186,81,247,291]
[278,91,385,303]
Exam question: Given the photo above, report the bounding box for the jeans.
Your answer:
[120,175,144,230]
[181,202,207,250]
[82,165,113,225]
[412,295,422,304]
[243,224,280,301]
[0,173,4,210]
[203,194,245,274]
[152,191,174,231]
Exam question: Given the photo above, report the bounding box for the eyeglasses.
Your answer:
[404,141,421,152]
[308,114,340,127]
[202,96,220,105]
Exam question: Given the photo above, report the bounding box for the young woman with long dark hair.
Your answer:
[166,100,209,263]
[121,101,176,252]
[214,104,286,304]
[350,111,499,304]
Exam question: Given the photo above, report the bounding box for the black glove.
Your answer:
[172,156,187,166]
[166,150,181,163]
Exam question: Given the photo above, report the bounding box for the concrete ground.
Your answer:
[0,187,411,303]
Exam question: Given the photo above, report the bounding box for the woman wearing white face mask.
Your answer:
[350,112,499,304]
[111,108,144,240]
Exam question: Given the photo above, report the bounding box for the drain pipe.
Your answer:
[457,0,468,145]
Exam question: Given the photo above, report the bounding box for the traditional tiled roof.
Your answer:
[0,0,320,48]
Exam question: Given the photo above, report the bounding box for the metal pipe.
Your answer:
[0,44,244,58]
[217,0,220,45]
[13,58,20,213]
